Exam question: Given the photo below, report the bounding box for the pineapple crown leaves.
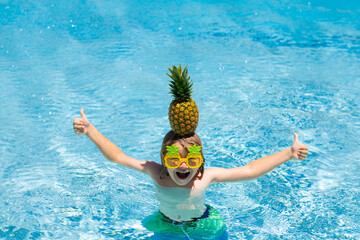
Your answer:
[166,145,180,155]
[188,144,202,156]
[166,144,202,156]
[167,65,193,102]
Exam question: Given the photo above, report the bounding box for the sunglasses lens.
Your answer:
[166,158,180,168]
[188,157,201,167]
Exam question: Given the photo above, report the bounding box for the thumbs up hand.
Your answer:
[73,108,90,135]
[291,133,308,160]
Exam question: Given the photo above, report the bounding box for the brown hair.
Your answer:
[160,130,205,179]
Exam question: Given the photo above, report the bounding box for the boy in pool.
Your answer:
[73,65,309,238]
[73,110,308,235]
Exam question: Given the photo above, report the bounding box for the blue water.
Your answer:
[1,0,359,239]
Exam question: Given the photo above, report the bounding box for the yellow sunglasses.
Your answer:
[164,144,203,169]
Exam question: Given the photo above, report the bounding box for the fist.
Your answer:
[73,108,90,135]
[291,133,308,160]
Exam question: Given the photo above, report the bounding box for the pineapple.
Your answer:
[167,65,199,135]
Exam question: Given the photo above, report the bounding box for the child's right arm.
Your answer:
[73,109,161,176]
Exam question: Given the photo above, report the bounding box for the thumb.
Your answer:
[80,108,89,125]
[293,132,299,143]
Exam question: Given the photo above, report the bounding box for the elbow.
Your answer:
[109,152,128,164]
[245,164,264,180]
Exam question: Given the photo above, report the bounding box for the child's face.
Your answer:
[166,142,200,186]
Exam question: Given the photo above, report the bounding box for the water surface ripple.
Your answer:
[0,0,359,239]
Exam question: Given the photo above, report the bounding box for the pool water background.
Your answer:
[0,0,359,239]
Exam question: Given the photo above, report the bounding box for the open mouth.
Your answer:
[176,171,190,180]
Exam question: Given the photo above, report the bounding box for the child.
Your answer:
[73,66,309,238]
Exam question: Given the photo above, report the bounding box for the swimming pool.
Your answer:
[1,0,359,239]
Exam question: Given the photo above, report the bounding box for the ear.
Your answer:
[159,165,169,179]
[196,164,205,179]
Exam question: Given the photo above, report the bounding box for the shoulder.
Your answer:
[142,161,163,179]
[143,160,162,173]
[199,167,227,185]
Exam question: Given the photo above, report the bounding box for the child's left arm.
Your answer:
[207,133,308,183]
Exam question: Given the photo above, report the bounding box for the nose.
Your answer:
[179,161,188,168]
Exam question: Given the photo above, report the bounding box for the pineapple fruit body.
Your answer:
[169,99,199,135]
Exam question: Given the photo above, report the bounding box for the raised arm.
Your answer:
[73,109,161,175]
[207,133,308,183]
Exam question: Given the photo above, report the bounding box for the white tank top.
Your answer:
[154,182,207,221]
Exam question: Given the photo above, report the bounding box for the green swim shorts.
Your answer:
[142,205,227,239]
